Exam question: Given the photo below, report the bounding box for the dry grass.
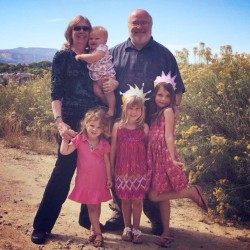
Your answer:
[3,135,57,155]
[2,112,22,148]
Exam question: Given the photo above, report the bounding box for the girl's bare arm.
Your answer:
[110,122,118,177]
[60,140,76,155]
[104,152,112,189]
[164,108,184,168]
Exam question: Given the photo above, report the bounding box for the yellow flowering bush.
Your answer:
[0,53,249,223]
[177,53,250,223]
[210,135,227,146]
[0,73,54,142]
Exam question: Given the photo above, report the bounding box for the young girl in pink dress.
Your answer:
[110,85,151,244]
[60,107,112,248]
[147,71,208,248]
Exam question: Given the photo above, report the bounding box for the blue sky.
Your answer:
[1,0,250,62]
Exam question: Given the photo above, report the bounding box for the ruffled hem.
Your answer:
[68,189,111,204]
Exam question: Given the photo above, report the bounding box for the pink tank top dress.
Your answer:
[115,127,150,200]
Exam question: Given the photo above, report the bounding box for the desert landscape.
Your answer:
[0,139,249,250]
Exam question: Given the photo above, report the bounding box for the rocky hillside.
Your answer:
[0,47,58,64]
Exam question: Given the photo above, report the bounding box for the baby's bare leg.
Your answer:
[93,79,115,116]
[104,91,115,117]
[93,80,107,104]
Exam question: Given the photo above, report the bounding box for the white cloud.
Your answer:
[46,18,65,23]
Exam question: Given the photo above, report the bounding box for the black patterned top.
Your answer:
[51,49,99,120]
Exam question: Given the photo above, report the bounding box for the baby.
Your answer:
[76,26,116,117]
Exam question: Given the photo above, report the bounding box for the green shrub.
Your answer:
[0,73,54,141]
[176,53,250,223]
[0,53,249,224]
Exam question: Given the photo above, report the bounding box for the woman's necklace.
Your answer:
[71,46,85,55]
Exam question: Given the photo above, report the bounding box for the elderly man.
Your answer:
[80,9,185,236]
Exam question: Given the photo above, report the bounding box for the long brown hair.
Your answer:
[149,82,176,124]
[62,15,92,50]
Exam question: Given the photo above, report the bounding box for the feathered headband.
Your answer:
[120,83,151,103]
[154,71,177,90]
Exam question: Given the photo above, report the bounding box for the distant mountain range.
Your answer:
[0,47,58,64]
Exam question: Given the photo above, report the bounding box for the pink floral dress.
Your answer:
[147,114,188,192]
[87,44,116,81]
[115,127,150,200]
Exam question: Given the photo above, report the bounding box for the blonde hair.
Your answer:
[80,107,111,138]
[91,26,108,41]
[62,15,92,50]
[119,96,145,128]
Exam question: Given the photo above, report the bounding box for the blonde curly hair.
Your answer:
[79,107,111,138]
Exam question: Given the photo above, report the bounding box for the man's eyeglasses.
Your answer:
[129,21,151,27]
[73,26,91,32]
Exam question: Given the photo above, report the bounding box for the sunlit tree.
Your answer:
[220,45,233,62]
[193,47,198,64]
[175,48,189,65]
[204,47,212,64]
[198,42,205,64]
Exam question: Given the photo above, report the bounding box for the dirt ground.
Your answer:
[0,139,250,250]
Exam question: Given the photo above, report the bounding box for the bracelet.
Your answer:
[54,115,62,121]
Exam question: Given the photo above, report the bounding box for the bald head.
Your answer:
[128,9,153,50]
[128,9,153,24]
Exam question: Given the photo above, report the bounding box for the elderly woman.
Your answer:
[31,15,115,245]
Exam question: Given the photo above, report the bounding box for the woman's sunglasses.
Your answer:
[73,26,91,32]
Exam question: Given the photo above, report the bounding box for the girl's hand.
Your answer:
[173,160,185,169]
[57,121,77,141]
[106,179,113,189]
[102,77,118,94]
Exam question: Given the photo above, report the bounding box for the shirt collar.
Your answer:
[80,134,88,142]
[125,37,154,51]
[80,134,104,147]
